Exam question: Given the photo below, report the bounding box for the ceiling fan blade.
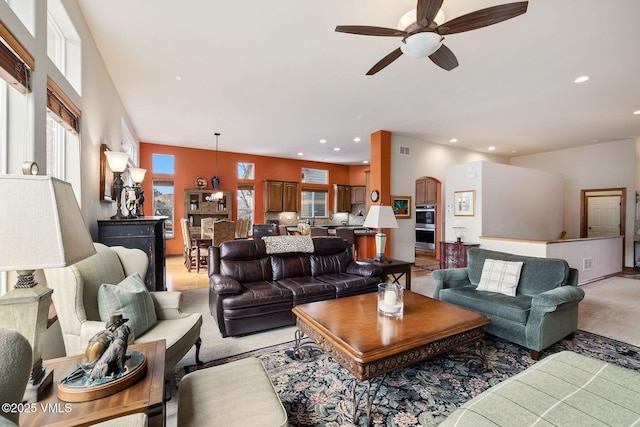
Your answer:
[437,1,528,35]
[335,25,406,37]
[416,0,445,27]
[366,48,403,75]
[428,44,458,71]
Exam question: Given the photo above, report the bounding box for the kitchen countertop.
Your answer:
[285,226,375,236]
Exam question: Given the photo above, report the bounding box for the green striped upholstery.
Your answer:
[442,351,640,426]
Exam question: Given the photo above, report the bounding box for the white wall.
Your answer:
[511,139,636,266]
[389,135,508,262]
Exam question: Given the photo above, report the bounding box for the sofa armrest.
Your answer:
[150,291,188,320]
[431,268,472,299]
[210,274,242,294]
[531,285,585,312]
[347,262,383,277]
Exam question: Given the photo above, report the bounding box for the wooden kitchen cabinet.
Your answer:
[265,180,299,212]
[351,186,366,204]
[415,177,437,205]
[334,184,351,213]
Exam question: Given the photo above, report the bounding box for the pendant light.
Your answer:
[211,132,220,190]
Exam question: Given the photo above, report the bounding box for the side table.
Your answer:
[21,340,166,427]
[358,258,414,290]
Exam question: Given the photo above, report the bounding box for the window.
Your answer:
[46,83,81,197]
[152,154,174,174]
[121,118,139,166]
[301,190,328,218]
[47,0,81,94]
[153,179,174,238]
[237,162,254,180]
[237,185,254,230]
[4,0,35,36]
[302,168,328,184]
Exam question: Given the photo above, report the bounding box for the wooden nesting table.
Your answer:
[292,292,489,423]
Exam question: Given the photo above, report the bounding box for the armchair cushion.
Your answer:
[98,273,158,337]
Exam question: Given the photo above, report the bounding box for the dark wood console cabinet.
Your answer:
[97,217,167,291]
[439,241,480,270]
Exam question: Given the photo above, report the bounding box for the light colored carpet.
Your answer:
[578,276,640,346]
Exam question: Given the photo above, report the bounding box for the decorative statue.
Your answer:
[61,315,131,384]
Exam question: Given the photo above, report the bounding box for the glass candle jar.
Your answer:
[378,282,404,317]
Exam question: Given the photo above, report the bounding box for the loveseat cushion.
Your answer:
[271,255,312,280]
[467,248,570,296]
[439,286,533,324]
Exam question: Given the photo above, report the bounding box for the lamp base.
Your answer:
[373,231,390,263]
[23,363,53,402]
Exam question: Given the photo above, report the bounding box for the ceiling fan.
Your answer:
[335,0,528,75]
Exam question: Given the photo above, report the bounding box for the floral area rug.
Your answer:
[182,331,640,426]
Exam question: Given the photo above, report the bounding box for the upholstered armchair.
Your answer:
[44,243,203,373]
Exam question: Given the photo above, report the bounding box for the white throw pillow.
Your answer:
[476,259,523,296]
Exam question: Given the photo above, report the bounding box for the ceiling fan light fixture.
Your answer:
[397,8,445,31]
[400,32,443,58]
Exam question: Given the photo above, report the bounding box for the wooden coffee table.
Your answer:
[292,291,489,422]
[21,340,166,427]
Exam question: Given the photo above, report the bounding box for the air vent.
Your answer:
[583,257,592,271]
[399,146,411,156]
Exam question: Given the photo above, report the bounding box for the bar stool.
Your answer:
[335,227,357,259]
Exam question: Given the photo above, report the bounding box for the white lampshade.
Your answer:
[104,150,129,173]
[363,205,399,229]
[400,32,443,58]
[129,167,147,184]
[0,175,96,271]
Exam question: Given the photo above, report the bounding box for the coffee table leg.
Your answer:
[351,374,387,426]
[292,329,323,360]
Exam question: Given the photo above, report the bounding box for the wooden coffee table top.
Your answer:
[293,291,489,380]
[21,340,165,427]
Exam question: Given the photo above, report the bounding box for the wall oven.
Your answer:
[416,205,436,228]
[415,227,435,250]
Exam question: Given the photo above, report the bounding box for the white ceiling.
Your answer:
[77,0,640,165]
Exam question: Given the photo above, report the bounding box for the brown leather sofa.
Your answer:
[208,236,382,337]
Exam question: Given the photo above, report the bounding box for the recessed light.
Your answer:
[297,152,303,156]
[511,150,518,154]
[354,137,361,142]
[175,75,182,81]
[363,160,369,164]
[334,147,340,151]
[634,110,640,115]
[488,146,496,151]
[449,138,458,143]
[319,139,327,144]
[574,75,590,83]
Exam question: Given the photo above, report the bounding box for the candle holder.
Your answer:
[378,283,404,317]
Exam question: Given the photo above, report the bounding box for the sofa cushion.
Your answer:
[316,273,380,297]
[221,281,292,310]
[276,276,336,304]
[311,251,351,276]
[97,273,158,337]
[439,286,532,324]
[477,259,523,296]
[467,248,570,296]
[220,258,273,283]
[271,255,312,280]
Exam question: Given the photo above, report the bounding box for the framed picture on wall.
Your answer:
[391,195,412,219]
[454,190,475,216]
[100,144,113,202]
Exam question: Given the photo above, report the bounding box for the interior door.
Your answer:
[587,196,621,237]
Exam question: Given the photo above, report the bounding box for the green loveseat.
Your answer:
[432,248,584,359]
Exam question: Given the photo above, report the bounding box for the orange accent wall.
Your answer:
[140,142,369,255]
[368,130,392,257]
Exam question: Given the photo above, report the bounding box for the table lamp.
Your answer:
[0,175,96,401]
[363,204,399,263]
[104,150,130,220]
